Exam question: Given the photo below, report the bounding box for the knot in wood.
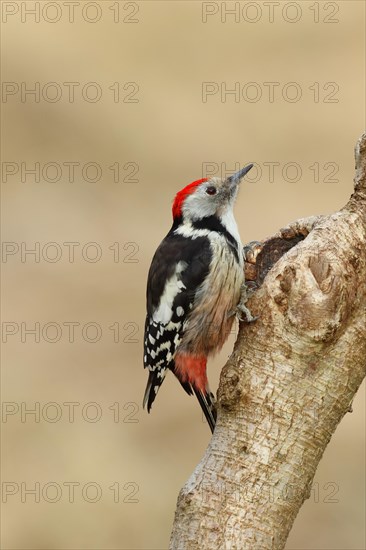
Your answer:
[219,365,242,409]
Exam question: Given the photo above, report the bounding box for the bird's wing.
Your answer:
[143,231,212,411]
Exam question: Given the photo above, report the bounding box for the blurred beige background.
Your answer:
[1,1,365,549]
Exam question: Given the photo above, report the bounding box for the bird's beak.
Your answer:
[225,164,254,188]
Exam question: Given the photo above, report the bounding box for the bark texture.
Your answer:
[169,132,366,550]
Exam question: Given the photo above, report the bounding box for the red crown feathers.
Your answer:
[172,178,208,219]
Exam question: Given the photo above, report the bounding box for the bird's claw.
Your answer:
[236,302,258,323]
[228,283,258,323]
[243,241,262,262]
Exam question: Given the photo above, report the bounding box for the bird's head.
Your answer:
[172,164,253,222]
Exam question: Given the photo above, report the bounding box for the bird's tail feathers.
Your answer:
[143,369,167,412]
[193,385,217,433]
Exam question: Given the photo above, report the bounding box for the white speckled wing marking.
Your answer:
[152,261,187,324]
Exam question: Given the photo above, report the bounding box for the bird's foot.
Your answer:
[228,283,258,323]
[235,302,258,323]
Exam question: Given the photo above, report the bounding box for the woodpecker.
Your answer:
[143,165,254,433]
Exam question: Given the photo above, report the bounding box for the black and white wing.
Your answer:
[143,230,212,411]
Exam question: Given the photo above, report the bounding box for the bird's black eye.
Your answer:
[205,186,217,196]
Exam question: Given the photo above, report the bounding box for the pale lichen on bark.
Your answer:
[170,132,366,550]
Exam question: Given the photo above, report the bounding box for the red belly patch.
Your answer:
[174,353,208,392]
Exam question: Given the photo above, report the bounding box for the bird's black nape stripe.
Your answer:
[192,216,239,262]
[171,215,183,231]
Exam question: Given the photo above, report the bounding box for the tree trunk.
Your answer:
[169,132,366,550]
